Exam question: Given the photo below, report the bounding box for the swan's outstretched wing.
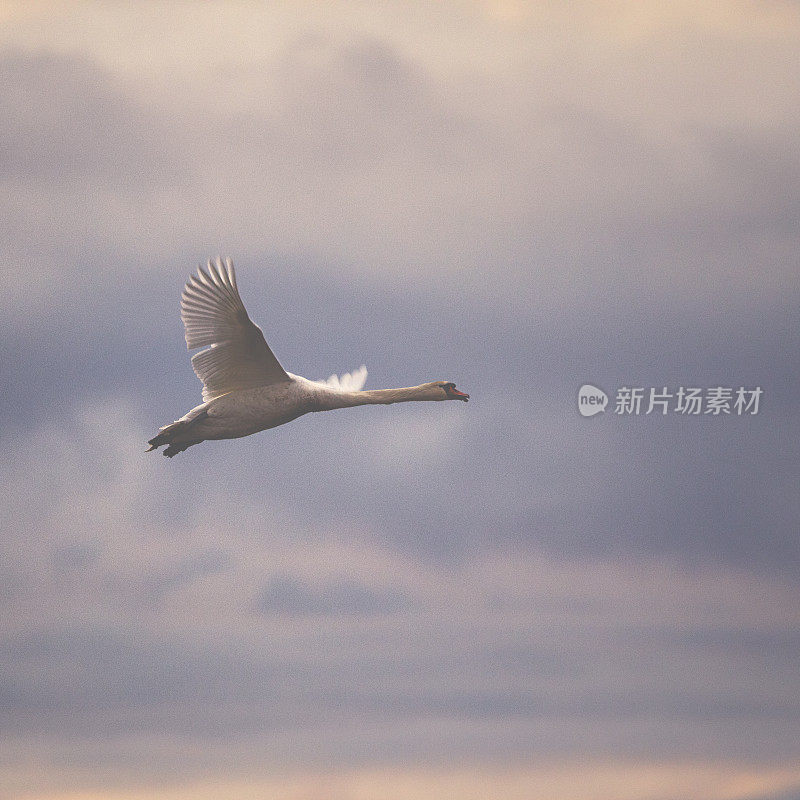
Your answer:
[317,365,368,391]
[180,258,290,402]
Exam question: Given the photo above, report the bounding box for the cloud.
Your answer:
[2,270,798,574]
[3,1,799,319]
[0,50,183,185]
[3,409,800,763]
[2,2,800,797]
[0,399,799,797]
[256,573,407,617]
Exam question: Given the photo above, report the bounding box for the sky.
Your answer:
[1,2,799,799]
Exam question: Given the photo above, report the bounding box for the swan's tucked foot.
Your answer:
[147,430,201,457]
[162,439,199,457]
[147,432,170,451]
[147,411,207,456]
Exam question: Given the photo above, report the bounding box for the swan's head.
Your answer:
[439,381,469,402]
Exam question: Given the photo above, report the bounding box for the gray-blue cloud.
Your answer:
[2,7,800,797]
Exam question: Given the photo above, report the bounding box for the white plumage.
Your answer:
[180,257,290,401]
[318,365,368,393]
[147,258,469,456]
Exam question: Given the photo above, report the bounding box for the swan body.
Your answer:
[148,258,469,456]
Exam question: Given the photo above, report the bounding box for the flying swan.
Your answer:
[147,258,469,456]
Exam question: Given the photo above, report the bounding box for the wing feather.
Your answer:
[318,365,368,392]
[180,258,290,401]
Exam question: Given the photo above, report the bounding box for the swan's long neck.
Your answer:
[318,384,440,410]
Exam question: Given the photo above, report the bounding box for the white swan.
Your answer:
[147,258,469,457]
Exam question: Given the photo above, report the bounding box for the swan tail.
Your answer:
[146,411,207,457]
